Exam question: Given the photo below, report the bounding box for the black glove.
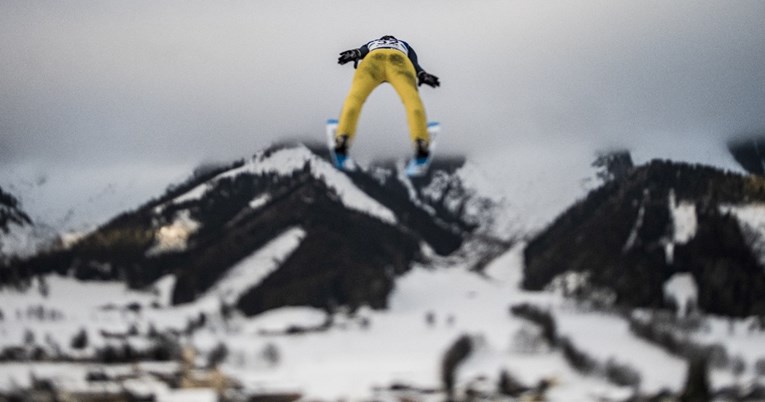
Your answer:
[338,49,362,65]
[418,71,440,88]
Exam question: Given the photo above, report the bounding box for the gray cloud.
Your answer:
[2,0,764,227]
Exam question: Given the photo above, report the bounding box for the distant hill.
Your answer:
[524,160,765,317]
[729,135,765,176]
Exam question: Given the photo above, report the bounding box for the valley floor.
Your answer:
[1,244,765,401]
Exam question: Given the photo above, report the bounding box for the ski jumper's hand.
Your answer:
[417,71,440,88]
[338,49,362,65]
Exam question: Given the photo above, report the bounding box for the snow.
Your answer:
[164,146,397,225]
[157,388,217,402]
[2,238,763,400]
[554,310,688,393]
[0,363,213,402]
[193,227,306,309]
[242,307,326,334]
[665,189,698,264]
[0,362,91,391]
[693,317,765,384]
[0,161,193,234]
[455,162,509,203]
[0,275,156,353]
[396,162,427,210]
[146,210,201,256]
[249,193,271,210]
[0,222,37,259]
[669,191,697,244]
[208,245,629,401]
[420,162,520,239]
[0,275,155,321]
[170,184,213,206]
[0,220,56,262]
[458,346,634,401]
[151,274,177,307]
[663,273,698,317]
[231,147,398,225]
[720,203,765,266]
[623,191,647,252]
[58,230,89,250]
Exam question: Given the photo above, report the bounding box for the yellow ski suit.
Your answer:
[337,47,430,147]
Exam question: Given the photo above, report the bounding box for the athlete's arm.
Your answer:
[337,43,371,66]
[404,42,425,75]
[405,42,440,88]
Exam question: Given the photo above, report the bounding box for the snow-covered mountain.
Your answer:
[524,159,765,317]
[3,143,513,309]
[2,145,765,402]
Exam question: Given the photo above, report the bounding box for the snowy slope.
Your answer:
[721,203,765,266]
[0,221,41,261]
[419,161,520,240]
[4,150,765,401]
[161,146,397,225]
[0,246,619,401]
[5,241,764,401]
[194,227,306,309]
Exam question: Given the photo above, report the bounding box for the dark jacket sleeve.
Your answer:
[358,43,370,58]
[404,42,425,75]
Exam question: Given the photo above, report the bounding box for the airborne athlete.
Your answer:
[328,35,440,176]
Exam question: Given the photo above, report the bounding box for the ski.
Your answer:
[405,121,440,177]
[325,118,356,172]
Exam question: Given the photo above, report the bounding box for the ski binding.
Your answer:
[325,119,356,172]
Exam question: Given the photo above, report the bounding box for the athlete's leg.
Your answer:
[385,52,429,146]
[336,53,385,144]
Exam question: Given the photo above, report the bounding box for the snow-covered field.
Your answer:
[3,241,764,401]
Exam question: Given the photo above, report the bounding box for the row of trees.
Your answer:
[509,302,765,400]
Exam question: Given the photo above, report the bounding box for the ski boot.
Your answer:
[332,134,353,170]
[405,138,432,177]
[325,119,356,171]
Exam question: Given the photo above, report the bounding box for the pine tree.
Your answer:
[37,276,49,298]
[71,328,89,350]
[442,335,473,400]
[207,342,229,369]
[23,329,35,347]
[680,355,710,402]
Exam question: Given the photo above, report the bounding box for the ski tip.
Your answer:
[405,158,430,178]
[427,121,441,136]
[335,156,357,172]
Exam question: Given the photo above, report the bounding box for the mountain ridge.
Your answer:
[3,146,765,400]
[1,143,511,317]
[524,159,765,317]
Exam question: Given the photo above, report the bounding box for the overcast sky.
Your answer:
[2,0,764,230]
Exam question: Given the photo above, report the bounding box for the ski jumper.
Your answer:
[337,37,430,146]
